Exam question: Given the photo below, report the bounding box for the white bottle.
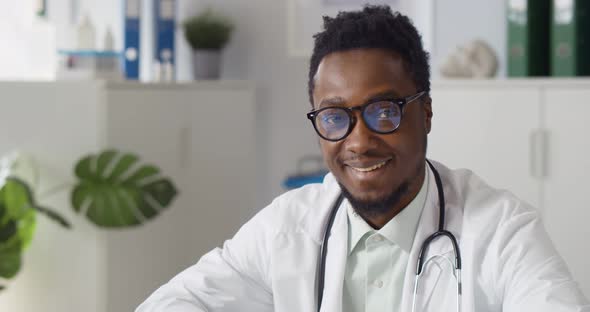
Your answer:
[162,61,174,82]
[77,14,96,50]
[152,60,162,82]
[103,26,114,51]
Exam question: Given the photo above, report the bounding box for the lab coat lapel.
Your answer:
[401,163,451,312]
[298,176,348,312]
[319,199,348,312]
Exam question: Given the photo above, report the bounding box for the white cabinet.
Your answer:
[543,88,590,297]
[428,79,590,299]
[0,81,257,312]
[428,86,541,208]
[103,82,258,312]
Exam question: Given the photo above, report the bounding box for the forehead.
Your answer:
[312,49,416,107]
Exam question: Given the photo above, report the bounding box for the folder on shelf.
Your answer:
[507,0,551,77]
[154,0,176,69]
[551,0,590,76]
[123,0,141,79]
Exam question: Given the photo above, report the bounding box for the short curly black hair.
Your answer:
[308,5,430,106]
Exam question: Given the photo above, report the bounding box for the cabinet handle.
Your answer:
[530,129,548,179]
[179,125,191,169]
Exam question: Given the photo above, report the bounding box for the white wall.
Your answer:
[0,1,56,79]
[431,0,506,78]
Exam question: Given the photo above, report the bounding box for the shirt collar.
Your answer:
[347,166,429,254]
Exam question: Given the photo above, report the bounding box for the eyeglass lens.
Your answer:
[315,101,402,140]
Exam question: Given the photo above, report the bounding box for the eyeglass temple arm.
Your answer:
[406,91,427,104]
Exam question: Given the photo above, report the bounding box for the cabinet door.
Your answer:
[187,88,258,255]
[103,86,192,312]
[103,84,257,312]
[428,86,541,208]
[543,88,590,298]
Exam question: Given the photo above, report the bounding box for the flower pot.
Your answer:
[192,49,222,80]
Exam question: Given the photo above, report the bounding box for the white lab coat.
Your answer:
[137,160,590,312]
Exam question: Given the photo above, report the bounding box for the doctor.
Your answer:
[137,5,589,312]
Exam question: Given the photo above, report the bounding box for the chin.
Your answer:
[349,188,388,202]
[338,181,410,217]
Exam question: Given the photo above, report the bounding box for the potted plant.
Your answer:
[183,8,234,79]
[0,150,178,290]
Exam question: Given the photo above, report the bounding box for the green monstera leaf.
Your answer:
[0,153,70,288]
[71,150,178,228]
[0,231,22,280]
[0,178,37,281]
[1,179,37,248]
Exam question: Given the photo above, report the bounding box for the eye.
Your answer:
[369,102,400,119]
[319,109,348,127]
[322,114,343,125]
[378,108,394,119]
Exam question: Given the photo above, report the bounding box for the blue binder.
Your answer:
[123,0,141,79]
[154,0,176,67]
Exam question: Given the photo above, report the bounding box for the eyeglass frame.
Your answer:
[306,91,427,142]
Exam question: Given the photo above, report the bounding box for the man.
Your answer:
[137,6,589,311]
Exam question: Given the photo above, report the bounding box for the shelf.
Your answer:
[432,77,590,89]
[0,80,255,91]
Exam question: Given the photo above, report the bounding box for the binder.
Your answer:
[507,0,551,77]
[551,0,590,76]
[154,0,176,69]
[123,0,141,80]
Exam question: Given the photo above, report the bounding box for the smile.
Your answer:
[349,159,390,172]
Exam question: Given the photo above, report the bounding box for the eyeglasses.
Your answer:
[307,91,426,141]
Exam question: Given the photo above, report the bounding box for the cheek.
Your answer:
[391,118,427,155]
[319,142,339,168]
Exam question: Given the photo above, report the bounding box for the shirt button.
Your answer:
[373,235,383,242]
[373,280,383,288]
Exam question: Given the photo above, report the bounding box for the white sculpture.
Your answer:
[440,39,499,78]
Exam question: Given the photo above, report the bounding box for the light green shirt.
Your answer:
[343,171,429,312]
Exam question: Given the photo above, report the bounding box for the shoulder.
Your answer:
[250,173,341,235]
[433,161,539,228]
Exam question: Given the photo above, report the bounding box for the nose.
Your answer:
[344,112,377,155]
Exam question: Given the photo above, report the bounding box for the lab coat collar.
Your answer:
[299,172,348,312]
[400,160,460,312]
[299,172,344,244]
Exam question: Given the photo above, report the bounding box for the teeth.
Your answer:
[351,160,388,172]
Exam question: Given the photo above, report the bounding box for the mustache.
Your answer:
[339,151,396,162]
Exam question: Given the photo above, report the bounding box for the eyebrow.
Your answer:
[318,90,402,109]
[367,90,401,102]
[318,96,346,108]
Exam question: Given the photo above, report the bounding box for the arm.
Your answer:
[493,206,590,311]
[136,207,275,312]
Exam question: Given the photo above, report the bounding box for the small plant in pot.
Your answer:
[183,8,234,80]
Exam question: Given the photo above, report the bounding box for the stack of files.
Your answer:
[507,0,551,77]
[551,0,590,76]
[123,0,141,80]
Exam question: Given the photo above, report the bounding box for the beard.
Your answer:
[340,136,428,221]
[338,178,411,219]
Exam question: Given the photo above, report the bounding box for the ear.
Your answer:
[423,96,433,134]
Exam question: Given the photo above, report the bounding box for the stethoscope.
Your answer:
[316,160,462,312]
